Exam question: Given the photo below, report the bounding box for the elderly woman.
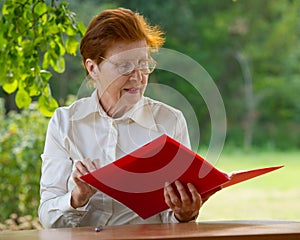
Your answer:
[38,8,202,228]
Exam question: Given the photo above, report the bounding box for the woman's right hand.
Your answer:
[71,158,100,209]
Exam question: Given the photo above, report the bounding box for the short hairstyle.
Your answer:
[80,8,165,75]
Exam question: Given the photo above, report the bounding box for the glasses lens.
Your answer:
[118,62,135,75]
[139,59,156,74]
[116,59,156,76]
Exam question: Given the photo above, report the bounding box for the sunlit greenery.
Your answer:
[0,99,48,220]
[0,0,85,116]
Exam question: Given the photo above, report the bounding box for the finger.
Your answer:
[72,168,86,185]
[164,183,173,208]
[92,158,101,169]
[187,183,202,206]
[75,161,89,175]
[164,182,181,207]
[175,180,191,206]
[72,168,81,180]
[73,168,97,192]
[81,158,97,172]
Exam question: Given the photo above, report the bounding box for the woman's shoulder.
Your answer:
[52,95,96,121]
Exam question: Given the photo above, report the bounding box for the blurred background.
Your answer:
[0,0,299,230]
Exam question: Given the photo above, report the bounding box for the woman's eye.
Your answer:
[118,62,132,71]
[139,61,148,69]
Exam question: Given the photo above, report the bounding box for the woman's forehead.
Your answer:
[106,40,148,60]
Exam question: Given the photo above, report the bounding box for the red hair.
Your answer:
[80,8,165,74]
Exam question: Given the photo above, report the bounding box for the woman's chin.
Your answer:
[111,94,141,118]
[122,90,142,102]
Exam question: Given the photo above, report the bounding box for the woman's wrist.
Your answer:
[174,212,198,222]
[71,188,90,209]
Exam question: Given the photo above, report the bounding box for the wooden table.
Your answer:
[1,220,300,240]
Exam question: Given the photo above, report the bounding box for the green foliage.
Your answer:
[0,0,85,116]
[0,99,49,221]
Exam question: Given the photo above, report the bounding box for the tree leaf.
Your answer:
[42,52,50,69]
[66,25,77,36]
[77,21,86,36]
[38,95,59,117]
[34,2,48,16]
[40,70,52,82]
[16,89,31,109]
[47,21,60,34]
[65,36,79,55]
[54,56,65,73]
[3,79,18,94]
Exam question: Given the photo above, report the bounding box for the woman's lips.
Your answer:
[124,87,139,94]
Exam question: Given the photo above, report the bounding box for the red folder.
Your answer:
[81,134,283,219]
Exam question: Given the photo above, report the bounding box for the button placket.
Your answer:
[104,119,118,164]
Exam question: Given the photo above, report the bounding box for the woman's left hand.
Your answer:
[164,180,202,222]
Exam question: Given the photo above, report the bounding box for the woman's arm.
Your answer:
[38,110,96,228]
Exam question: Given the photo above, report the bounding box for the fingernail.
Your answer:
[165,181,170,187]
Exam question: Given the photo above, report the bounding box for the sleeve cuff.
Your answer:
[170,212,180,223]
[172,212,198,223]
[60,191,89,212]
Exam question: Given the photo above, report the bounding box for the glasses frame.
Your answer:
[99,56,157,76]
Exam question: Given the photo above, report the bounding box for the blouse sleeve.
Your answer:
[174,111,191,149]
[38,109,87,228]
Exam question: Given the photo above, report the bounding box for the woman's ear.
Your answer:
[85,59,100,80]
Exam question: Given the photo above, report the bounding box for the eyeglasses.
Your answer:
[99,56,157,76]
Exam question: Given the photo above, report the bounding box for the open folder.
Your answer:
[81,134,283,219]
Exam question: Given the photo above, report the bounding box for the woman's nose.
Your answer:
[129,69,143,81]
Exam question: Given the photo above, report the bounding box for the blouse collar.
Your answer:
[71,90,158,131]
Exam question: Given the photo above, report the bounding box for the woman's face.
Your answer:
[88,40,150,117]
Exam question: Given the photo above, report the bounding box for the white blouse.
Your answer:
[38,90,191,228]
